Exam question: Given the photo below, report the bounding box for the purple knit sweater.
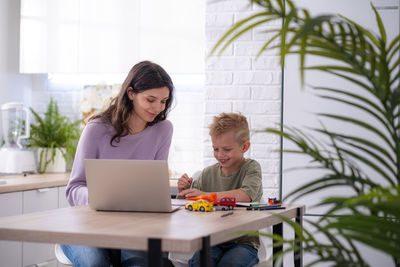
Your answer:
[65,119,173,206]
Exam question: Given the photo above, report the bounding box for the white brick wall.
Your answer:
[205,0,282,199]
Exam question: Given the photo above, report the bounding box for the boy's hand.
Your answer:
[177,173,193,192]
[178,188,204,198]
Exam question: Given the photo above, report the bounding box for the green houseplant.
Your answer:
[29,98,81,173]
[211,0,399,266]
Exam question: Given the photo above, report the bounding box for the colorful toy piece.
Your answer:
[268,197,281,206]
[185,199,214,212]
[186,193,218,203]
[215,197,236,210]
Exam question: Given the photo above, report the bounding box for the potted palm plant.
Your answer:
[211,0,400,266]
[28,98,81,173]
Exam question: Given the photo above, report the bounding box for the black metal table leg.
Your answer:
[273,223,283,267]
[200,235,211,267]
[110,249,121,267]
[295,207,303,267]
[148,238,163,267]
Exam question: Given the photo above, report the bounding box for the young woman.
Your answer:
[62,61,174,267]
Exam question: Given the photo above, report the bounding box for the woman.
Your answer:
[62,61,174,267]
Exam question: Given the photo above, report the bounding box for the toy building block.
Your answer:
[186,193,218,203]
[268,197,281,206]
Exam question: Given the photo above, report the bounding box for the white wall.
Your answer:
[282,0,399,266]
[0,0,32,141]
[205,0,283,199]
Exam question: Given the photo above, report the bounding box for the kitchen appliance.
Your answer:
[0,102,36,174]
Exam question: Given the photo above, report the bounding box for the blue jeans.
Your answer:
[60,244,147,267]
[189,243,259,267]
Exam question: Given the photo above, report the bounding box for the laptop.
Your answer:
[85,159,179,212]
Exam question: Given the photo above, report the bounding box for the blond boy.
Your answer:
[178,112,263,267]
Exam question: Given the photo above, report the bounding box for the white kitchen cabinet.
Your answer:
[20,0,80,73]
[58,186,69,208]
[0,186,68,267]
[25,259,58,267]
[77,0,140,73]
[0,192,23,267]
[20,0,140,73]
[19,0,204,74]
[23,187,59,267]
[23,187,58,213]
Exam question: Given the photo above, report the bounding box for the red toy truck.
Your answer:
[215,197,236,210]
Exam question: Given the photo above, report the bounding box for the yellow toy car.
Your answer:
[185,200,214,212]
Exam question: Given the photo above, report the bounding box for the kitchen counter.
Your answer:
[0,173,179,195]
[0,173,70,194]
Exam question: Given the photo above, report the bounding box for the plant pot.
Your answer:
[36,147,67,173]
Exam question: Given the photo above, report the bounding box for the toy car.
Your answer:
[215,197,236,210]
[185,200,214,212]
[268,197,281,205]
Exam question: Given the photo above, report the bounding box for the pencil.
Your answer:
[221,211,234,217]
[246,206,286,211]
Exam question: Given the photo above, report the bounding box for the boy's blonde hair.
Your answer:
[209,113,250,144]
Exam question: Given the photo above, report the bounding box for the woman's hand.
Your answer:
[178,188,205,198]
[177,173,193,192]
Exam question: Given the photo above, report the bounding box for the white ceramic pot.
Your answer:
[36,147,67,173]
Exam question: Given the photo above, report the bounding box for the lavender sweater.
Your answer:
[65,119,173,206]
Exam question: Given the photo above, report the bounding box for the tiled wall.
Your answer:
[205,0,282,199]
[29,73,205,178]
[30,74,83,120]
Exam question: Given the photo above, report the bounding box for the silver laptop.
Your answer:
[85,159,179,212]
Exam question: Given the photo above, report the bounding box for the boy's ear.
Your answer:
[242,141,250,153]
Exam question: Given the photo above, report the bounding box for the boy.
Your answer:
[178,112,263,267]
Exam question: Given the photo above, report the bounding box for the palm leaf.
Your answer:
[328,215,400,256]
[279,8,296,65]
[256,30,281,58]
[313,87,388,122]
[387,35,400,62]
[317,113,394,150]
[316,95,391,131]
[371,4,387,45]
[339,15,380,47]
[211,0,400,264]
[338,147,395,186]
[316,131,395,165]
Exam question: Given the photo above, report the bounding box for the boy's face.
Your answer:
[211,131,250,174]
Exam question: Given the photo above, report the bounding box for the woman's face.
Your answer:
[128,86,170,123]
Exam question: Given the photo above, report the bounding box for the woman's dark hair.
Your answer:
[91,61,174,146]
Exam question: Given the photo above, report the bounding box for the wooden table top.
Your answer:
[0,204,304,253]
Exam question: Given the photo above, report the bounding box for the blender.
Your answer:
[0,102,36,174]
